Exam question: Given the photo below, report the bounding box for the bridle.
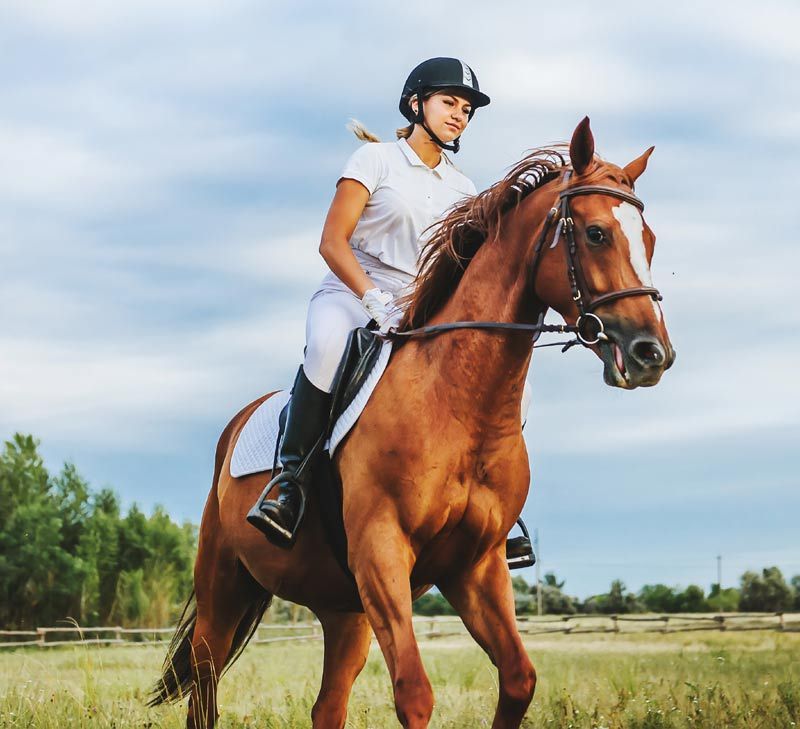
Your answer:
[529,169,662,345]
[387,169,663,349]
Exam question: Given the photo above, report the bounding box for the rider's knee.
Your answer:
[304,333,347,391]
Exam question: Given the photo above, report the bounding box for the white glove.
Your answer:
[361,288,399,333]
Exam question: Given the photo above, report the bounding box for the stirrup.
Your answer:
[506,518,536,570]
[246,472,307,549]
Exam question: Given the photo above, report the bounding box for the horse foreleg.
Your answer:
[350,530,434,728]
[311,610,372,729]
[439,549,536,729]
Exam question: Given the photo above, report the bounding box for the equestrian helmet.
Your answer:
[399,57,491,124]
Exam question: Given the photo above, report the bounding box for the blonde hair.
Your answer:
[347,119,381,142]
[347,118,415,143]
[348,90,440,143]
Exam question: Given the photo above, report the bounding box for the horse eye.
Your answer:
[586,226,605,245]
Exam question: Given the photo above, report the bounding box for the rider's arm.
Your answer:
[319,178,377,298]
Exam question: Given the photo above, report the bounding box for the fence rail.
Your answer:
[2,612,798,649]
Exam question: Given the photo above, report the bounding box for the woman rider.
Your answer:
[247,57,491,547]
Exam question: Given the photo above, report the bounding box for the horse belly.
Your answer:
[219,469,363,613]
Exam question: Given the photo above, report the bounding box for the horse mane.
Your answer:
[398,146,569,331]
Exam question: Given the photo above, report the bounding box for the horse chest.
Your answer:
[415,447,527,547]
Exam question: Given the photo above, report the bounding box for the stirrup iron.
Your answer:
[506,517,536,570]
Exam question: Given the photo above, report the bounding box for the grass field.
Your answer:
[1,630,799,728]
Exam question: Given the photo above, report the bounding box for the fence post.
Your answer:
[662,615,669,634]
[37,628,46,647]
[611,615,619,633]
[778,612,785,631]
[715,615,725,632]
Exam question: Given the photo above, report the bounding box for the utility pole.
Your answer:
[717,554,722,590]
[534,528,542,616]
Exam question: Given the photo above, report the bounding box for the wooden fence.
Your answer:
[2,612,798,649]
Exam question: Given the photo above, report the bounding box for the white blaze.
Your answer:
[612,201,662,321]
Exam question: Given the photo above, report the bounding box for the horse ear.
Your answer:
[623,146,655,184]
[569,116,595,175]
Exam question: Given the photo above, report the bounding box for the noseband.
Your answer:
[388,169,663,347]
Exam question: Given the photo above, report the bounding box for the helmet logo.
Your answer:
[460,61,473,87]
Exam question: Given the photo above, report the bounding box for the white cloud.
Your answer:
[1,0,252,35]
[0,309,306,451]
[524,330,799,457]
[0,123,149,216]
[691,1,800,64]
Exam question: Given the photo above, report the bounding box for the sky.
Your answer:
[1,1,798,599]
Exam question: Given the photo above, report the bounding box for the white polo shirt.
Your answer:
[339,138,477,278]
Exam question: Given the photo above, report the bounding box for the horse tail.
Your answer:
[219,587,272,678]
[149,396,274,706]
[148,590,198,706]
[148,587,272,706]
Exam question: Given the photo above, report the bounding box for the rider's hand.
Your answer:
[361,288,398,333]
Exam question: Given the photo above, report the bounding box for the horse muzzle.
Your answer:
[597,327,675,389]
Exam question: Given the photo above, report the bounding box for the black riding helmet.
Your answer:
[399,57,490,153]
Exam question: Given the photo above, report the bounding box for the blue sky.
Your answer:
[1,1,798,598]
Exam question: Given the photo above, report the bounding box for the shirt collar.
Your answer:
[397,138,446,178]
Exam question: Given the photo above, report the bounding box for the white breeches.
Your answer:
[303,266,412,393]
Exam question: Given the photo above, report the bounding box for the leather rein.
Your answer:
[387,170,663,349]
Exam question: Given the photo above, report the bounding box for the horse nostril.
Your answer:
[666,347,677,369]
[630,338,665,368]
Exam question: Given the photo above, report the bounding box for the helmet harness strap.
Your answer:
[413,87,460,154]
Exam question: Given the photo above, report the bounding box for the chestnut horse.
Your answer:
[151,117,674,728]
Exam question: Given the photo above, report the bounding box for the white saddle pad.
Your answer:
[230,340,531,478]
[230,341,393,478]
[229,389,291,478]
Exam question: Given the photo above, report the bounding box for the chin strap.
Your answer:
[414,87,460,153]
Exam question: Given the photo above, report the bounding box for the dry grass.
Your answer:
[1,630,798,727]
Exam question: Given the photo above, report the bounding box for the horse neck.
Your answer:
[422,187,556,429]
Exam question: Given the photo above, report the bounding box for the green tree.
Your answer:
[707,583,740,612]
[119,505,151,572]
[512,575,535,615]
[543,573,565,589]
[740,567,792,612]
[0,435,81,627]
[83,488,123,623]
[639,584,678,613]
[583,580,641,614]
[791,576,800,611]
[0,433,199,629]
[674,584,709,612]
[112,569,150,624]
[534,573,577,615]
[413,591,456,616]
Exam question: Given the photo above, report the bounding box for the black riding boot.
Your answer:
[246,366,331,547]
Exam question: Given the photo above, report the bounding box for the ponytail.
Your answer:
[347,119,381,143]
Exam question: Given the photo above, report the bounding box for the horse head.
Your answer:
[531,117,675,389]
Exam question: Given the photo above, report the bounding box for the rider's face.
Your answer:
[412,91,472,142]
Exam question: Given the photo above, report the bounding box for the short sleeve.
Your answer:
[338,143,384,195]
